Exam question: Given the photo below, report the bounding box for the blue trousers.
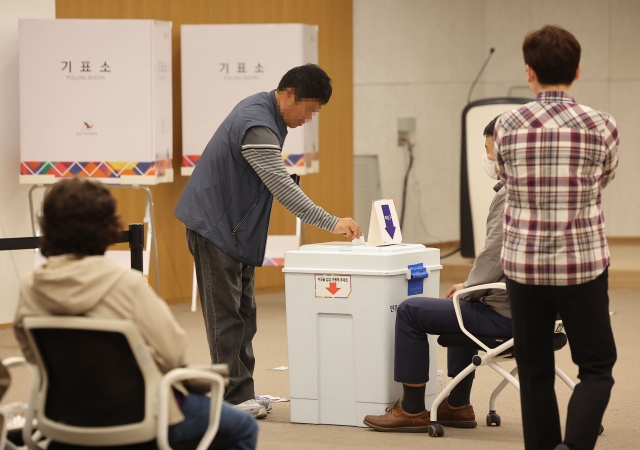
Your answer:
[168,395,258,450]
[394,297,512,384]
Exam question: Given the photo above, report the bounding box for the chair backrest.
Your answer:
[23,316,163,447]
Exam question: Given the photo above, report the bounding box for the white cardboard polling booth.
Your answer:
[283,200,442,427]
[180,23,319,176]
[19,19,173,185]
[18,19,171,293]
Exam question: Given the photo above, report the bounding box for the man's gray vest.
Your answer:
[174,91,288,266]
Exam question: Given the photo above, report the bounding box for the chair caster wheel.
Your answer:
[486,412,501,426]
[599,424,604,435]
[428,423,445,437]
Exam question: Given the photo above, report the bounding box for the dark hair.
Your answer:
[522,25,581,86]
[39,178,121,257]
[277,64,332,105]
[483,115,501,137]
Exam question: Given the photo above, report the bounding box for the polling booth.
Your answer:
[18,19,173,290]
[180,23,319,177]
[284,200,442,427]
[459,98,531,258]
[19,19,173,185]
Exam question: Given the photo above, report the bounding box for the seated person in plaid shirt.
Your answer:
[494,25,619,450]
[363,116,511,433]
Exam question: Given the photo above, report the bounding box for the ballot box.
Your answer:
[283,243,442,427]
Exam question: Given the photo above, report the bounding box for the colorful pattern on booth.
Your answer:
[262,257,285,267]
[20,159,172,179]
[182,155,201,168]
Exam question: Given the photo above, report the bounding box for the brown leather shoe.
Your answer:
[363,399,430,432]
[435,397,477,428]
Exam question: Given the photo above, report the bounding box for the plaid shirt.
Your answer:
[494,91,619,286]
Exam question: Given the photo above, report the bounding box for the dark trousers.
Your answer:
[186,228,257,404]
[506,269,616,450]
[394,297,512,383]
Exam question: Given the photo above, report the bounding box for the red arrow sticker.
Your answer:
[326,282,341,295]
[315,274,351,298]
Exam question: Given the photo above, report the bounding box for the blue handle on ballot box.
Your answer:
[408,263,428,296]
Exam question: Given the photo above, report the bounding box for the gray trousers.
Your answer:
[186,228,256,405]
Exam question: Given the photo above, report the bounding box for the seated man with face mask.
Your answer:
[363,116,511,432]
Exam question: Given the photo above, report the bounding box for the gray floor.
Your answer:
[2,283,639,449]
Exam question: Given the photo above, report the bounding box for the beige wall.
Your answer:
[56,0,354,303]
[354,0,487,244]
[354,0,640,243]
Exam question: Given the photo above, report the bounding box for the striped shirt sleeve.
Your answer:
[241,127,339,232]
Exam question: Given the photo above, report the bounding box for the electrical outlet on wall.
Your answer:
[397,117,416,146]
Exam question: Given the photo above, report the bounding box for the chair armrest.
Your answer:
[182,364,230,393]
[187,364,229,377]
[1,357,28,370]
[452,283,507,352]
[156,368,225,450]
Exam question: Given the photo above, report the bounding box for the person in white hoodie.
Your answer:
[13,178,258,450]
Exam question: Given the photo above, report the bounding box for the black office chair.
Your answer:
[21,316,226,450]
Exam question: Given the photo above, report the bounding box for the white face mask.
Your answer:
[482,153,499,180]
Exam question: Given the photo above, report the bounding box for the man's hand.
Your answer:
[332,217,363,239]
[445,283,464,299]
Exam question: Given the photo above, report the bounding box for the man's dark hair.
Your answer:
[484,115,501,137]
[522,25,581,86]
[39,178,121,257]
[277,64,332,105]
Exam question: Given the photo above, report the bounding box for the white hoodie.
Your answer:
[14,254,188,424]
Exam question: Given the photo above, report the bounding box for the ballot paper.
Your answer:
[352,235,366,246]
[256,395,289,403]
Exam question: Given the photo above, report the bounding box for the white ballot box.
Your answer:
[283,243,442,427]
[19,19,173,185]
